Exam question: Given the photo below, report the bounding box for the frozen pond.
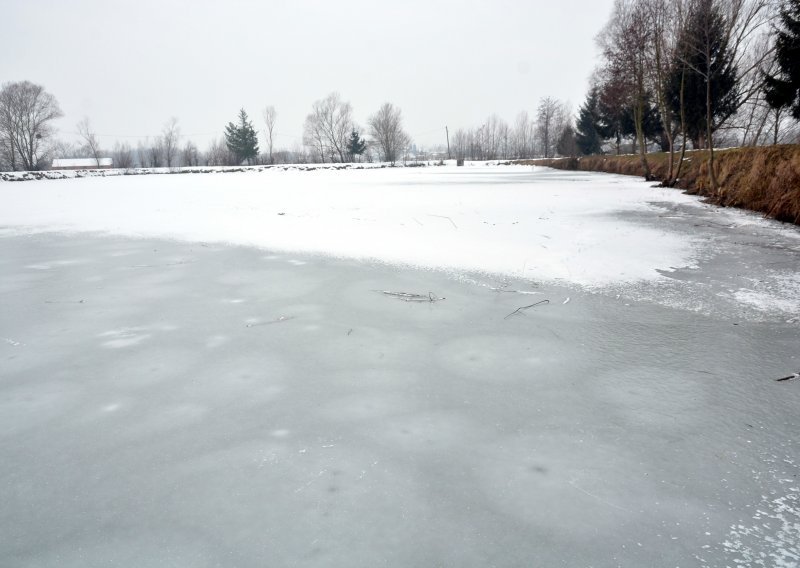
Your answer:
[1,166,799,567]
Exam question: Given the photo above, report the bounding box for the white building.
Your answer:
[51,158,113,170]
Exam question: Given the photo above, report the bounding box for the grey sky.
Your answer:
[2,0,614,151]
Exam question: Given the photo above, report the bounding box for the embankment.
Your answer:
[524,145,800,224]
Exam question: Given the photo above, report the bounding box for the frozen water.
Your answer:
[1,166,799,567]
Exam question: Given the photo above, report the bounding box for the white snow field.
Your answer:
[1,165,799,567]
[1,164,701,288]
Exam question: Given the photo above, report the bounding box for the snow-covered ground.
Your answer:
[1,165,798,567]
[7,165,697,287]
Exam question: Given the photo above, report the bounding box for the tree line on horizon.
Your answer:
[1,0,798,173]
[0,83,581,171]
[0,87,421,171]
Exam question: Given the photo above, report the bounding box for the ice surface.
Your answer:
[1,166,799,566]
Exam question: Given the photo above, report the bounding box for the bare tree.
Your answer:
[452,129,468,161]
[112,142,134,169]
[262,106,277,164]
[642,0,684,182]
[138,138,163,168]
[598,0,654,177]
[512,111,535,158]
[206,137,236,167]
[303,93,353,163]
[0,81,63,171]
[0,134,12,171]
[161,117,180,168]
[536,97,564,158]
[181,141,200,167]
[367,102,411,164]
[77,117,102,166]
[498,119,511,159]
[50,139,80,160]
[302,116,327,163]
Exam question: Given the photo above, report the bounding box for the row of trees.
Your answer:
[449,98,574,161]
[572,0,800,189]
[0,82,419,170]
[301,93,411,164]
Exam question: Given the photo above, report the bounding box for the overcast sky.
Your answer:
[2,0,615,151]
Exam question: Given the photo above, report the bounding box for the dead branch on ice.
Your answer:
[776,372,799,382]
[427,214,458,229]
[246,315,295,327]
[376,290,446,303]
[504,299,549,319]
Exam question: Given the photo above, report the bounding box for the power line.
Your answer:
[63,130,219,139]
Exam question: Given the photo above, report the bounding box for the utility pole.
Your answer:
[446,126,451,160]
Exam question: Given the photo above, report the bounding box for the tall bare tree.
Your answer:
[642,0,684,182]
[181,141,200,167]
[452,129,468,161]
[262,106,277,164]
[367,102,410,164]
[599,0,654,177]
[0,81,62,171]
[536,97,564,158]
[77,117,102,166]
[512,111,534,159]
[303,93,352,163]
[161,117,180,168]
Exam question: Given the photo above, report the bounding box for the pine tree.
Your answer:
[556,124,579,157]
[224,109,259,165]
[597,70,629,155]
[667,1,737,149]
[346,129,367,162]
[620,94,665,150]
[575,88,604,155]
[764,0,800,120]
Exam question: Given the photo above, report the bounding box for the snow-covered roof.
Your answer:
[52,158,113,168]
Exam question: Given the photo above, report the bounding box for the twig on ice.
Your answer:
[376,290,445,303]
[128,260,194,268]
[246,315,294,327]
[427,214,458,229]
[776,372,799,382]
[504,299,549,319]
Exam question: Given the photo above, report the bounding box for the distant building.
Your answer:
[51,158,113,170]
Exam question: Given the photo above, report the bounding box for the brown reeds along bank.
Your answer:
[524,145,800,225]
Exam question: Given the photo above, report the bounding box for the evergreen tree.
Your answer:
[556,124,579,157]
[667,1,737,149]
[575,88,604,155]
[224,109,259,165]
[346,128,367,162]
[596,69,629,154]
[620,94,666,150]
[764,0,800,120]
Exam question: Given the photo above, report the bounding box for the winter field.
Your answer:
[1,164,799,567]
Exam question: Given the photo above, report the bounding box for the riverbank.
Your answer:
[524,145,800,224]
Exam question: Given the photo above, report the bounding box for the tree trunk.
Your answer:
[706,73,718,193]
[632,67,651,179]
[672,70,688,186]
